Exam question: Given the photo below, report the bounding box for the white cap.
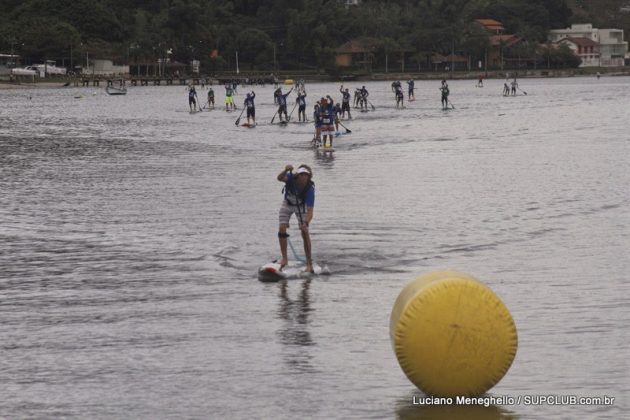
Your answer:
[296,167,310,175]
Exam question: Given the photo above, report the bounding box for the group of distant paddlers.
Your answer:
[185,76,528,130]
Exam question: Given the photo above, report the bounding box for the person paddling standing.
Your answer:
[244,91,256,125]
[296,91,307,122]
[188,85,199,112]
[277,164,315,273]
[207,87,215,109]
[440,80,450,109]
[407,79,415,100]
[277,88,293,122]
[339,86,352,119]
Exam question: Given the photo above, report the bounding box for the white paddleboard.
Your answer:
[257,262,327,282]
[257,262,288,282]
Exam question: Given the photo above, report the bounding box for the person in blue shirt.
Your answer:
[407,79,415,100]
[277,88,293,122]
[277,164,315,273]
[339,86,352,119]
[188,85,199,112]
[319,96,335,147]
[296,91,307,122]
[244,91,256,125]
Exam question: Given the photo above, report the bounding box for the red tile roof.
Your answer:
[336,39,376,54]
[476,19,505,31]
[489,34,522,47]
[558,37,599,47]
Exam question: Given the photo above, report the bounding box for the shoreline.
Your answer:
[2,66,629,89]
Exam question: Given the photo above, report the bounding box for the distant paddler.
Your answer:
[276,88,293,123]
[296,90,307,122]
[407,79,415,100]
[277,164,315,273]
[225,84,235,111]
[244,91,256,125]
[319,96,335,147]
[440,80,450,110]
[395,84,404,109]
[188,85,199,112]
[207,87,215,109]
[358,85,369,111]
[511,77,518,96]
[339,85,352,119]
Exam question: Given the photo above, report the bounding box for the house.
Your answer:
[475,19,505,35]
[556,37,600,67]
[549,23,628,67]
[87,59,129,76]
[335,39,376,70]
[475,19,523,69]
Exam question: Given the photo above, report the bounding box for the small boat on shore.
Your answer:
[106,85,127,95]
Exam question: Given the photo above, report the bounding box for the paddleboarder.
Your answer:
[407,79,415,100]
[339,86,352,119]
[277,164,315,273]
[277,88,293,123]
[244,91,256,125]
[440,80,449,109]
[188,85,199,112]
[207,87,215,109]
[296,91,307,122]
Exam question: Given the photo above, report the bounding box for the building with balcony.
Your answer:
[549,24,627,67]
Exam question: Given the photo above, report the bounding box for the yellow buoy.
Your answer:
[284,79,294,85]
[390,271,517,397]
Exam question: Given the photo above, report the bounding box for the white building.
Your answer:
[86,59,129,75]
[549,23,627,67]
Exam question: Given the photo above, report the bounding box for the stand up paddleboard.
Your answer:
[241,123,256,128]
[257,262,328,282]
[257,262,288,282]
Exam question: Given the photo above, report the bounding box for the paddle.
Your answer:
[287,102,298,122]
[235,107,246,126]
[288,238,306,264]
[367,98,376,111]
[518,87,528,95]
[337,120,352,134]
[270,108,280,124]
[448,99,455,109]
[200,101,208,111]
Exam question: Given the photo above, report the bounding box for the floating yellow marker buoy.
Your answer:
[390,271,517,397]
[284,79,294,85]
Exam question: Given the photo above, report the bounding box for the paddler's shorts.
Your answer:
[225,96,233,105]
[321,124,334,135]
[279,200,306,227]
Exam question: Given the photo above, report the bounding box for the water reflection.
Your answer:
[276,279,315,372]
[396,392,519,420]
[314,148,335,167]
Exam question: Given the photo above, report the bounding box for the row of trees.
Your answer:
[0,0,618,73]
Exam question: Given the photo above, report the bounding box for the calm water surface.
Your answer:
[1,77,629,419]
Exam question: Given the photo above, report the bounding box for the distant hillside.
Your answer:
[0,0,584,72]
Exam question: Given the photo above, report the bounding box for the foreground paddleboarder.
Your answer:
[277,164,315,273]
